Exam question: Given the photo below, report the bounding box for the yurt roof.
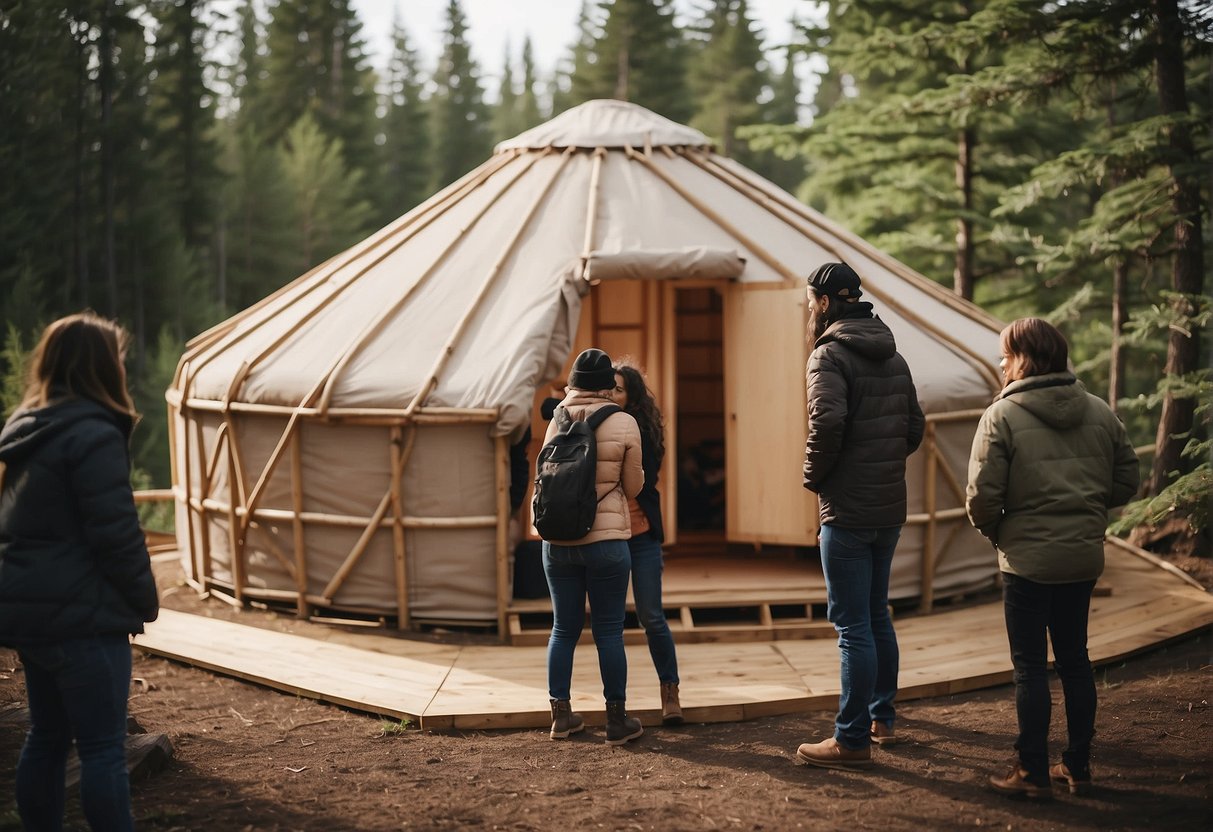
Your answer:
[177,100,1003,438]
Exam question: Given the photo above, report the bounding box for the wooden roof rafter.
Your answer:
[677,149,1002,394]
[175,150,521,407]
[231,149,553,544]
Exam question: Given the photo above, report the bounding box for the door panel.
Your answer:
[724,285,819,545]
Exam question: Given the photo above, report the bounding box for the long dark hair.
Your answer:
[20,312,138,420]
[614,361,664,464]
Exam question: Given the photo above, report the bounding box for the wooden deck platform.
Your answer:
[507,554,836,645]
[133,543,1213,730]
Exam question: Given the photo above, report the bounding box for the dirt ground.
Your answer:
[0,560,1209,832]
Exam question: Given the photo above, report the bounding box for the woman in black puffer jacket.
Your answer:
[0,312,158,832]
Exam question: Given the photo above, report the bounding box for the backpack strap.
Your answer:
[585,403,622,430]
[585,404,623,503]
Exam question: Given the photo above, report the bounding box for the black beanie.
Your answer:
[807,262,863,301]
[568,348,615,391]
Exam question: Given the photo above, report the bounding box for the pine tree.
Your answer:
[791,2,1082,302]
[230,0,264,117]
[744,42,806,193]
[215,121,298,312]
[518,37,544,130]
[261,0,378,173]
[552,0,599,115]
[376,13,431,223]
[687,0,769,163]
[278,113,375,270]
[147,0,219,251]
[573,0,691,122]
[428,0,492,192]
[492,40,521,143]
[0,0,83,324]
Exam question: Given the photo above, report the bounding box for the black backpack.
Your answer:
[532,404,622,541]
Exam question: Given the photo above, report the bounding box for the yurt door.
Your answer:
[723,284,819,546]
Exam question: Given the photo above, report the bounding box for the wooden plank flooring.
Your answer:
[133,544,1213,730]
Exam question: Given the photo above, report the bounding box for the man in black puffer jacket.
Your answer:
[794,262,924,772]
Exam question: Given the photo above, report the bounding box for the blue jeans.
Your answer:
[820,524,901,750]
[629,532,679,685]
[1002,573,1097,785]
[16,635,135,832]
[544,539,632,702]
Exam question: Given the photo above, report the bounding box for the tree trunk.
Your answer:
[182,0,198,249]
[1108,257,1128,412]
[1147,0,1206,496]
[72,25,89,309]
[953,126,975,301]
[100,0,117,316]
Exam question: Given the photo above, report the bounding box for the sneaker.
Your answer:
[870,720,899,746]
[988,764,1053,800]
[1050,762,1092,795]
[794,737,873,771]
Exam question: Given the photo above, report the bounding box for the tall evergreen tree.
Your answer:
[261,0,377,173]
[230,0,265,116]
[147,0,219,251]
[518,37,544,130]
[428,0,492,192]
[687,0,769,163]
[770,1,1056,301]
[376,13,431,223]
[492,40,521,143]
[0,1,83,327]
[278,114,374,270]
[745,42,806,193]
[552,0,599,115]
[571,0,691,122]
[215,122,298,312]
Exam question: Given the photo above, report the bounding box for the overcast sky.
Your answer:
[352,0,821,78]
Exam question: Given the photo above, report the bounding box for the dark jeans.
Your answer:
[1002,572,1097,785]
[820,524,901,750]
[628,532,679,685]
[544,539,632,703]
[16,635,135,832]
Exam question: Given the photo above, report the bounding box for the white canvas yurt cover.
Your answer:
[169,100,1004,629]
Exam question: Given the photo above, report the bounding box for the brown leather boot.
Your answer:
[794,737,873,770]
[988,763,1053,800]
[660,682,684,725]
[549,699,584,740]
[870,720,898,746]
[1049,762,1092,795]
[604,700,643,745]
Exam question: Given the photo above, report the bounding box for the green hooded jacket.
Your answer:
[965,372,1139,583]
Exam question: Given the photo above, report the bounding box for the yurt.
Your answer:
[167,100,1004,638]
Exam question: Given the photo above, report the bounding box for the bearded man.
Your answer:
[795,262,925,770]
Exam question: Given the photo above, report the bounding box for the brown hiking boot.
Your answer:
[548,699,584,740]
[794,737,873,770]
[1050,762,1092,795]
[660,682,684,725]
[605,700,643,745]
[870,720,898,746]
[988,764,1053,800]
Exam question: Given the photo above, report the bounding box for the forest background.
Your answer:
[0,0,1209,554]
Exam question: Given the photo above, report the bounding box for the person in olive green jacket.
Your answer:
[967,318,1139,801]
